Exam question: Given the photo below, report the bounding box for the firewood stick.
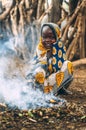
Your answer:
[57,18,65,26]
[79,14,86,58]
[61,0,84,42]
[72,58,86,68]
[10,6,18,36]
[68,42,78,61]
[64,15,79,47]
[36,0,43,19]
[37,4,52,25]
[0,1,13,21]
[62,0,84,33]
[25,0,30,9]
[18,0,25,35]
[15,0,19,4]
[24,0,31,24]
[66,32,80,60]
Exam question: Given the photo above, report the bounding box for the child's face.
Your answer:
[42,26,56,49]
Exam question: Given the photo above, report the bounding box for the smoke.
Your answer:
[0,26,66,110]
[0,57,65,110]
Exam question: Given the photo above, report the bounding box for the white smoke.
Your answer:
[0,27,66,110]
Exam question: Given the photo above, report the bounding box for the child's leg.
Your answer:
[26,65,46,91]
[43,73,56,93]
[43,60,73,94]
[56,60,73,94]
[55,60,73,94]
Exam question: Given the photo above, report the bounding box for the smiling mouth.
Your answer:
[47,43,51,46]
[46,44,52,48]
[46,42,52,45]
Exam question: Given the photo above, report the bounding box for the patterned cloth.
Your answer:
[26,23,73,94]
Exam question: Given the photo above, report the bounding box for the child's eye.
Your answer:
[51,36,55,39]
[42,35,47,38]
[42,36,46,39]
[49,36,55,40]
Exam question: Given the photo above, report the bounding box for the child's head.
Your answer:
[41,23,61,49]
[41,25,56,49]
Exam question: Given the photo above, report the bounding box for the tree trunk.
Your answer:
[36,0,44,19]
[49,0,61,23]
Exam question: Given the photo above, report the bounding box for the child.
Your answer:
[26,23,73,95]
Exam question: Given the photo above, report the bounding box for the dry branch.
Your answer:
[0,1,13,21]
[79,14,86,58]
[66,32,80,60]
[10,6,18,36]
[18,0,25,35]
[61,0,85,42]
[37,5,53,25]
[36,0,43,20]
[72,58,86,67]
[64,16,78,47]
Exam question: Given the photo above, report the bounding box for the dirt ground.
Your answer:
[0,66,86,130]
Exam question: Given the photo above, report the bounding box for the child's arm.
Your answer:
[36,46,47,62]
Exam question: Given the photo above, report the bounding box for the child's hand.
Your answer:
[47,49,52,59]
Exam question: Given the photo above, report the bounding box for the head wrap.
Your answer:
[37,23,66,75]
[41,23,61,39]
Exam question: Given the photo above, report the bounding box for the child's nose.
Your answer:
[45,37,50,41]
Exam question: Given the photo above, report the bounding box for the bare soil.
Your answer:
[0,66,86,130]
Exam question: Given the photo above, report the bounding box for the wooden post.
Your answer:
[79,15,85,58]
[0,1,2,35]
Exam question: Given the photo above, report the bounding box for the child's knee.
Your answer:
[61,61,73,76]
[34,68,46,84]
[35,72,45,84]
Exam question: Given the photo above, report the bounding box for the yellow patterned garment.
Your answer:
[36,23,67,76]
[26,23,73,94]
[36,38,67,76]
